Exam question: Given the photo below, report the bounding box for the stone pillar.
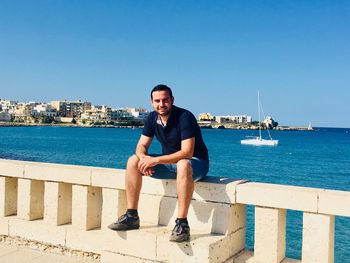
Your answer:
[101,188,126,229]
[72,185,102,230]
[254,206,286,263]
[44,182,72,225]
[302,213,334,263]
[17,178,44,220]
[0,177,18,216]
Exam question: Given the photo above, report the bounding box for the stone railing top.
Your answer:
[236,182,350,217]
[1,159,349,215]
[0,159,246,204]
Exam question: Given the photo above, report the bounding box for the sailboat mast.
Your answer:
[258,91,262,139]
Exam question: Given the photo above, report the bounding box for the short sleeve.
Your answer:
[179,112,196,140]
[142,113,155,137]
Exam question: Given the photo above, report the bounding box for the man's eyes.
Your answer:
[154,99,169,103]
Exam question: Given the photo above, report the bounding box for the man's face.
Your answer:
[151,90,174,116]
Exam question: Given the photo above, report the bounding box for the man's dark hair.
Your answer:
[151,84,173,99]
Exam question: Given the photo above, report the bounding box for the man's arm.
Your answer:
[135,135,153,159]
[138,137,195,175]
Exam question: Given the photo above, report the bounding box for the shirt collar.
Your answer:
[156,105,177,128]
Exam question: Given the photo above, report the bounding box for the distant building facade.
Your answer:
[215,115,252,124]
[198,113,215,121]
[81,105,112,121]
[0,112,12,122]
[51,100,91,118]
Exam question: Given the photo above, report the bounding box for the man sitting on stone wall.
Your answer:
[108,84,209,242]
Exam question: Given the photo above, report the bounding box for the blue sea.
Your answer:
[0,126,349,261]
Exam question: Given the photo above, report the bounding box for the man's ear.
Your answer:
[171,96,175,104]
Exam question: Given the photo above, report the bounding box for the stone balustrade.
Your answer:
[0,159,349,263]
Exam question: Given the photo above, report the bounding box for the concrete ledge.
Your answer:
[66,227,104,254]
[101,251,158,263]
[141,176,247,204]
[24,162,92,186]
[158,196,246,234]
[102,223,245,263]
[231,251,301,263]
[236,182,321,212]
[318,189,350,217]
[91,168,125,189]
[0,159,24,177]
[8,217,66,246]
[0,217,9,235]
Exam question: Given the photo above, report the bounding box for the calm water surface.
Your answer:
[1,126,349,261]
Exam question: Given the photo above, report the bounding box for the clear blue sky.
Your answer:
[0,1,349,127]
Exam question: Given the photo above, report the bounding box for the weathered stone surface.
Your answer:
[0,159,24,177]
[158,196,246,235]
[0,177,18,216]
[65,226,104,254]
[8,218,66,246]
[254,207,286,263]
[318,189,350,217]
[91,168,125,189]
[17,179,44,220]
[0,217,9,235]
[44,182,72,225]
[141,176,246,204]
[156,228,245,263]
[302,213,334,263]
[72,185,102,230]
[24,162,91,185]
[103,223,160,260]
[101,251,159,263]
[231,251,301,263]
[236,182,320,212]
[101,188,126,229]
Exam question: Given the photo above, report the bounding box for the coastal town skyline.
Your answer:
[0,97,259,127]
[1,1,349,128]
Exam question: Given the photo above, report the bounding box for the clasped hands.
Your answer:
[138,155,159,176]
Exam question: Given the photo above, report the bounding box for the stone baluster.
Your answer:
[302,212,334,263]
[101,188,126,229]
[72,185,102,230]
[0,177,18,217]
[254,206,286,263]
[44,182,72,225]
[17,178,44,220]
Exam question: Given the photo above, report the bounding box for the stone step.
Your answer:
[102,223,245,263]
[230,251,301,263]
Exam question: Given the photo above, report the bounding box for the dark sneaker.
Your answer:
[169,219,190,242]
[108,213,140,231]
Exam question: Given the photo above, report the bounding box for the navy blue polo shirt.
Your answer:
[142,105,209,161]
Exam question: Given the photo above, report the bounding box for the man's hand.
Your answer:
[138,155,159,176]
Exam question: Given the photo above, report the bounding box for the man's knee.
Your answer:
[127,154,139,169]
[176,159,192,175]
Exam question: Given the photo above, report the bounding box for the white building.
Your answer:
[215,115,252,124]
[126,107,149,121]
[81,105,111,121]
[0,100,18,114]
[32,104,57,117]
[111,108,134,121]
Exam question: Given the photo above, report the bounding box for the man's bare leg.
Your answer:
[108,154,141,231]
[125,154,143,209]
[176,159,194,218]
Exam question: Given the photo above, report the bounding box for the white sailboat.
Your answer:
[307,122,313,131]
[241,91,278,146]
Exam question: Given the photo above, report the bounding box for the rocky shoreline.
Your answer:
[0,121,313,131]
[198,123,313,131]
